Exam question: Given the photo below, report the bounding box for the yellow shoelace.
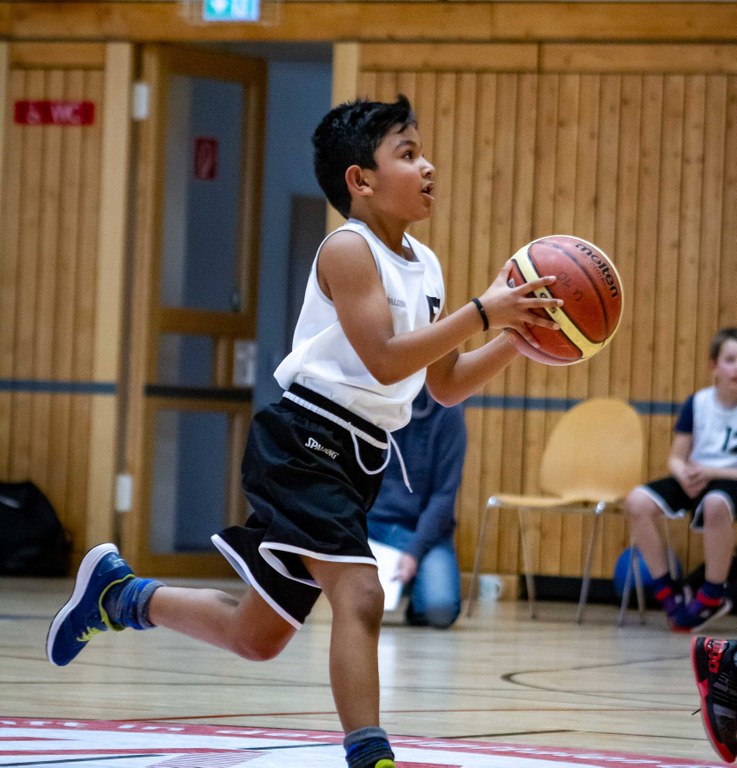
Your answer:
[76,626,105,643]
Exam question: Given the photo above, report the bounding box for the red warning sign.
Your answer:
[14,100,95,126]
[194,136,218,180]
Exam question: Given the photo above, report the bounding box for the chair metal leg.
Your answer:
[663,514,683,581]
[465,502,491,618]
[617,545,634,626]
[633,547,646,623]
[618,542,647,626]
[576,502,604,623]
[518,507,537,619]
[620,512,685,625]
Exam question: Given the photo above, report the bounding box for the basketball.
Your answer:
[613,547,654,598]
[505,234,624,366]
[613,546,682,599]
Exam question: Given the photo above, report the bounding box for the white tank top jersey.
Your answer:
[684,386,737,469]
[274,219,445,432]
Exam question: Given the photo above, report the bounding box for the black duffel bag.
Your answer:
[0,480,71,576]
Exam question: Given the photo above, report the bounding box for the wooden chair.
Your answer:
[466,397,644,622]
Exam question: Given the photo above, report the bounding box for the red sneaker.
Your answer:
[691,636,737,762]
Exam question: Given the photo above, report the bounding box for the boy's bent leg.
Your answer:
[626,487,691,628]
[148,582,296,661]
[48,542,297,666]
[625,488,670,576]
[673,496,735,633]
[702,495,736,585]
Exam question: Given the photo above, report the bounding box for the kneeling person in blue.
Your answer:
[367,386,465,629]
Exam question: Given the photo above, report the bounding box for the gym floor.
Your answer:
[0,576,729,767]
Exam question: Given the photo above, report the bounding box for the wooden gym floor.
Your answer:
[0,575,732,766]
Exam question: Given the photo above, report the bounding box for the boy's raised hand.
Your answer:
[478,260,562,348]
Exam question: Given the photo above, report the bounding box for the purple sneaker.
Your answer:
[671,590,733,634]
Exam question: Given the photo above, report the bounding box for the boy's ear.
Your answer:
[345,165,373,197]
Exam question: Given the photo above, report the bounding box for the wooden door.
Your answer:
[123,45,266,576]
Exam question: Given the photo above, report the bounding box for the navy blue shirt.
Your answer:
[367,388,467,562]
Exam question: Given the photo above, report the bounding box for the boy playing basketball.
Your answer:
[46,95,561,768]
[626,327,737,633]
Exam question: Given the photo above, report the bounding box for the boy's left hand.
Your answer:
[478,260,563,348]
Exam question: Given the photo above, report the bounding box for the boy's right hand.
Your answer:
[477,260,562,348]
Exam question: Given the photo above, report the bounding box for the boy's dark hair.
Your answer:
[312,94,417,218]
[709,327,737,361]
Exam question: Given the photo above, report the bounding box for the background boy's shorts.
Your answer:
[213,388,387,628]
[639,476,737,531]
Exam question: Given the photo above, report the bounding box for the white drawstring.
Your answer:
[284,390,413,493]
[350,431,413,493]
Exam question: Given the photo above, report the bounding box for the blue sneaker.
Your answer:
[46,543,134,666]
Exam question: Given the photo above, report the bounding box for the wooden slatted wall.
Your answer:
[357,43,737,581]
[0,43,132,557]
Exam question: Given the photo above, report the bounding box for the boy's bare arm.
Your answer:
[668,432,705,496]
[671,430,737,485]
[425,333,520,406]
[667,432,692,479]
[319,231,561,392]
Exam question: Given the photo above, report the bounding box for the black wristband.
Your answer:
[471,297,489,332]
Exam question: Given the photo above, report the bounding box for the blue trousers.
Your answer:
[367,520,461,629]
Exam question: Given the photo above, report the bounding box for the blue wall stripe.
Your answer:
[0,379,680,416]
[465,394,680,416]
[0,379,116,395]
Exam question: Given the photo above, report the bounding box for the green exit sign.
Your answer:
[203,0,260,22]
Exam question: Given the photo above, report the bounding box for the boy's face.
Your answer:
[711,338,737,393]
[364,124,435,223]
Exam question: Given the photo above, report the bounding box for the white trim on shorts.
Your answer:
[634,485,686,520]
[259,543,377,588]
[211,533,303,630]
[692,491,736,531]
[211,534,379,629]
[634,484,736,532]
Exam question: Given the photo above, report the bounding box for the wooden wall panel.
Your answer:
[357,44,737,584]
[5,3,737,46]
[0,44,126,560]
[4,61,100,520]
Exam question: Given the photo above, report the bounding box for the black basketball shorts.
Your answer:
[212,385,388,628]
[639,476,737,531]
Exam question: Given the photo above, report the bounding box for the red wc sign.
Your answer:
[14,100,95,126]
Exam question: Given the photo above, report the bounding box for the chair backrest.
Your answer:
[538,397,644,502]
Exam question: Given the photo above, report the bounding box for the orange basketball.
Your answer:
[506,234,624,366]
